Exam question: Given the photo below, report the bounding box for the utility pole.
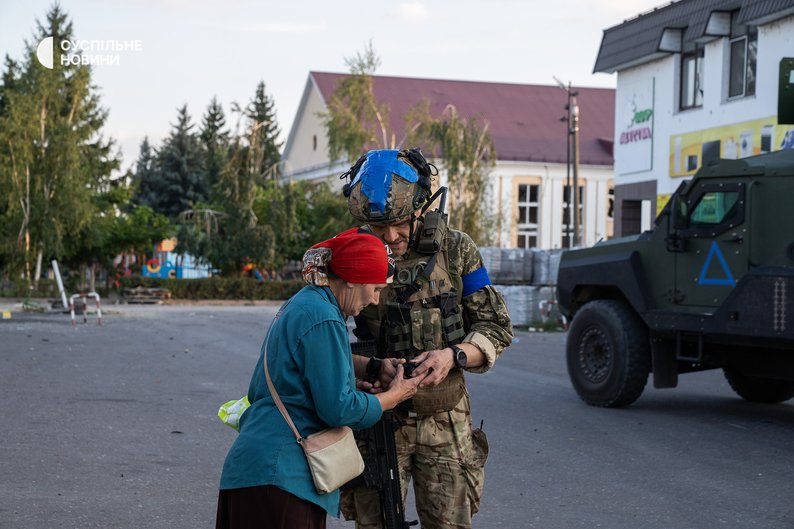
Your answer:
[554,77,580,248]
[571,95,581,247]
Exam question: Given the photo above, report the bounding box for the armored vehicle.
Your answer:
[557,150,794,407]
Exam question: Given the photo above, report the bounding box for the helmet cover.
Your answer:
[346,149,429,225]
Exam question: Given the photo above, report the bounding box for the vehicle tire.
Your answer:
[566,299,651,407]
[723,369,794,403]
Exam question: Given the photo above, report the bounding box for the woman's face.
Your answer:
[338,282,387,317]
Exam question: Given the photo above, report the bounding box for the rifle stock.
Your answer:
[348,341,418,528]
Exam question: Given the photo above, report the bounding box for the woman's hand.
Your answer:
[377,358,403,387]
[356,379,383,394]
[375,364,426,411]
[356,358,404,394]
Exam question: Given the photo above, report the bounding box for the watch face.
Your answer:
[453,346,467,368]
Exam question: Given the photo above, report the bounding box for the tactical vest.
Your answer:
[357,235,467,415]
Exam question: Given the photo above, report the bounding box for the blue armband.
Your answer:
[462,266,491,297]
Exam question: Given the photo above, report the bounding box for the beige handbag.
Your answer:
[262,317,365,494]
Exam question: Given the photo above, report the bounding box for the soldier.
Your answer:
[340,148,513,529]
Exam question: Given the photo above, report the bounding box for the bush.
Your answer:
[0,277,113,299]
[1,278,63,298]
[117,276,303,300]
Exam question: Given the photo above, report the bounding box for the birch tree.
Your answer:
[0,6,119,285]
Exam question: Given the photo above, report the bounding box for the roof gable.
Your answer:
[311,72,615,166]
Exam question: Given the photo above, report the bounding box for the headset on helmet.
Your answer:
[342,148,436,225]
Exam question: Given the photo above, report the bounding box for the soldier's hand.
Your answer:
[411,348,454,388]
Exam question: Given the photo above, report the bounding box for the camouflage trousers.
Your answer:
[341,391,489,529]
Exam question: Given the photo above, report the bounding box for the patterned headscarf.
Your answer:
[302,228,395,286]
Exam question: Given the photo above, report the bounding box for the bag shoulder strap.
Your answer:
[262,300,304,443]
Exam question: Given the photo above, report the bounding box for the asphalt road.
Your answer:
[1,304,792,529]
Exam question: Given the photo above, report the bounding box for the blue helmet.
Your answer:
[343,149,434,225]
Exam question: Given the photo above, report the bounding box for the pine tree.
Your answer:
[131,137,158,209]
[149,105,207,218]
[204,98,274,274]
[245,81,282,180]
[0,5,120,283]
[178,91,280,275]
[200,96,229,191]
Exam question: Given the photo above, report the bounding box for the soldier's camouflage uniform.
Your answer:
[341,229,513,529]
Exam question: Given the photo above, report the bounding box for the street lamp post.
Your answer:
[555,78,580,248]
[571,97,580,247]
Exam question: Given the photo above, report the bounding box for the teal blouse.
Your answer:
[219,285,382,516]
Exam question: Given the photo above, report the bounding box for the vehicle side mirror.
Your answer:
[672,196,688,230]
[666,195,688,252]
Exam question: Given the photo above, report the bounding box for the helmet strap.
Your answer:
[406,212,419,256]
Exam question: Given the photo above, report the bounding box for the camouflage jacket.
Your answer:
[357,229,513,374]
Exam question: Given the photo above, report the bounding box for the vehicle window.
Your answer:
[689,191,738,225]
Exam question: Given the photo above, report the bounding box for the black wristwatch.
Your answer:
[450,345,467,369]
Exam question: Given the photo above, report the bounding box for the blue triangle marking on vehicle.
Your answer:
[698,240,736,287]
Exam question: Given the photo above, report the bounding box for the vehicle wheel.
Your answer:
[566,299,651,407]
[723,369,794,403]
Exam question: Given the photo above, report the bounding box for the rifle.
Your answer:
[347,340,418,529]
[352,412,417,529]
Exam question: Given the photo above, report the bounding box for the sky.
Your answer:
[0,0,667,173]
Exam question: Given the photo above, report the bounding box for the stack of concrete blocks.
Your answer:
[480,247,564,327]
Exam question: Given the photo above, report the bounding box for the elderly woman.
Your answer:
[216,228,424,529]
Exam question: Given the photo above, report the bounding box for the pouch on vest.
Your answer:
[410,307,443,352]
[384,302,412,358]
[411,369,466,415]
[416,210,447,254]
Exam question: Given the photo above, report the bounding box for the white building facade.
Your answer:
[282,72,616,249]
[596,1,794,237]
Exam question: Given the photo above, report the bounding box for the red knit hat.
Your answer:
[310,228,394,284]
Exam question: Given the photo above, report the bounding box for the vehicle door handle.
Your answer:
[722,235,743,243]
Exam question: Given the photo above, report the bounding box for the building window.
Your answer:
[728,19,757,99]
[680,46,704,110]
[516,183,539,248]
[562,184,584,248]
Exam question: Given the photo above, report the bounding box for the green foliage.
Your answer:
[133,105,207,218]
[174,207,216,267]
[320,42,497,245]
[253,180,354,265]
[200,96,229,191]
[0,5,120,282]
[111,205,173,257]
[407,102,497,245]
[0,278,61,298]
[245,81,282,180]
[301,182,356,245]
[173,82,285,275]
[119,276,303,300]
[0,8,362,289]
[321,41,395,162]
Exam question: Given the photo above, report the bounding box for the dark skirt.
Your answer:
[216,485,327,529]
